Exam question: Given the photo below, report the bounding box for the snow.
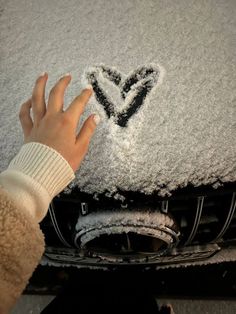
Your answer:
[0,0,235,200]
[74,209,176,249]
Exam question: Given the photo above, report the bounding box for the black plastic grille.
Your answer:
[40,182,236,266]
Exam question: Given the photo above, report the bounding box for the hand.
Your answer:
[19,72,100,173]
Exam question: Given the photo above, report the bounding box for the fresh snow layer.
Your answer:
[0,0,235,198]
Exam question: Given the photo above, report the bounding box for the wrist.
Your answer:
[0,142,75,222]
[7,142,75,198]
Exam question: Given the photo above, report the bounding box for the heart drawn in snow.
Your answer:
[84,64,163,127]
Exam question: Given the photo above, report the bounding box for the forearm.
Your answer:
[0,142,75,313]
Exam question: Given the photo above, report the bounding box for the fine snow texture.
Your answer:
[0,0,235,198]
[75,209,176,248]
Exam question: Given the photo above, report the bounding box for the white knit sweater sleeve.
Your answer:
[0,142,75,223]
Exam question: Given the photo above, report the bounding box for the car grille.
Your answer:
[40,182,236,267]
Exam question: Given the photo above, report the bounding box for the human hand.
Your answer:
[19,72,100,173]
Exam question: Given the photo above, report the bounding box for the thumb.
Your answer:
[76,114,100,149]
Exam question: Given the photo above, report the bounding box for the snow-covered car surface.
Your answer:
[1,0,235,268]
[0,0,235,198]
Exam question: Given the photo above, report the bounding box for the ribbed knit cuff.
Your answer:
[7,142,75,199]
[0,142,75,222]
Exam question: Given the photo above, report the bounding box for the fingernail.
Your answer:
[39,72,46,77]
[63,73,71,77]
[93,114,100,125]
[85,84,93,91]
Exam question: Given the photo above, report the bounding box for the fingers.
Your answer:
[64,87,93,127]
[31,73,48,125]
[19,98,34,139]
[47,74,72,115]
[75,114,99,151]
